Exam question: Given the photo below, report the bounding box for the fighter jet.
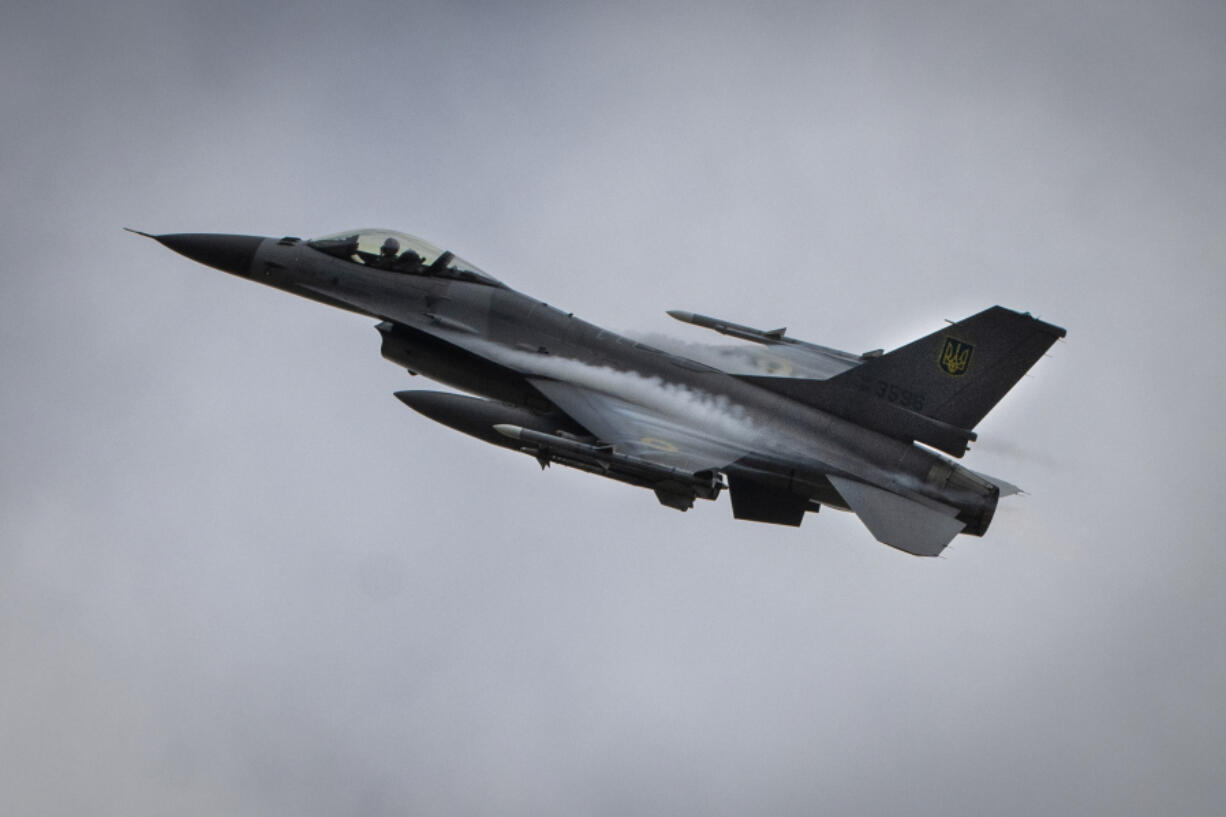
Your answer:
[132,227,1065,556]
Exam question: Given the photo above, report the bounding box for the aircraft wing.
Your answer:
[667,309,866,378]
[344,305,754,475]
[527,377,751,474]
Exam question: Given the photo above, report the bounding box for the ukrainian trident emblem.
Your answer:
[939,337,974,376]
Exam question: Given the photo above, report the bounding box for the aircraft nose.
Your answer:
[150,232,266,277]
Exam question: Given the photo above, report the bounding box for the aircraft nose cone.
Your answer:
[153,232,266,277]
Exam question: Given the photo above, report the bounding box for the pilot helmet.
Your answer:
[380,237,400,256]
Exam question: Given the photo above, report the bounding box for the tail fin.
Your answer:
[737,307,1065,457]
[837,306,1065,430]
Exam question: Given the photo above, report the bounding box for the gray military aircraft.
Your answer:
[132,227,1065,556]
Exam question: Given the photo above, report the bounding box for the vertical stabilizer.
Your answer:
[830,306,1065,431]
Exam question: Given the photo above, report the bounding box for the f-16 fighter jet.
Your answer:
[132,228,1065,556]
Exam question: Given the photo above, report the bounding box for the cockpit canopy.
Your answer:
[306,229,503,287]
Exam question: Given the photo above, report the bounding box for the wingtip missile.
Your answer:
[667,310,788,344]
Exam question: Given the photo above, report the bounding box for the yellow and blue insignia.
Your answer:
[939,337,974,377]
[639,436,680,453]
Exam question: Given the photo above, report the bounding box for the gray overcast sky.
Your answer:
[3,2,1225,815]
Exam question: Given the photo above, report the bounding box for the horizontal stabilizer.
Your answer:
[827,476,965,557]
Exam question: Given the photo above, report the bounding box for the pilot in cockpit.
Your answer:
[369,237,401,269]
[392,249,424,273]
[356,237,400,268]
